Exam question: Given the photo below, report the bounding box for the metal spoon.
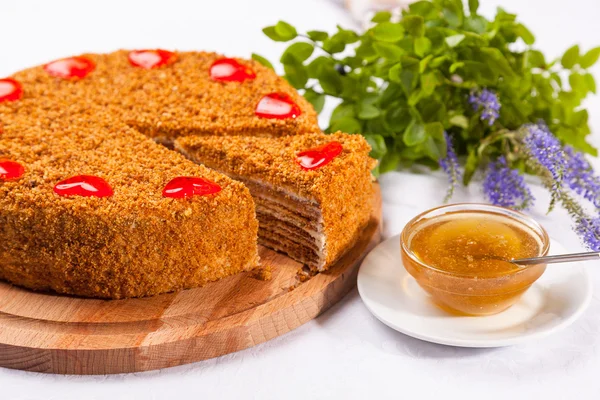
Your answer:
[511,251,600,266]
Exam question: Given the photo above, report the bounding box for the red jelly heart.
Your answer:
[0,79,23,102]
[54,175,113,198]
[44,57,95,79]
[210,58,256,82]
[128,49,177,69]
[0,160,25,180]
[162,177,221,199]
[296,142,343,171]
[255,93,301,119]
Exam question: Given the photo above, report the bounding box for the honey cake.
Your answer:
[0,50,319,298]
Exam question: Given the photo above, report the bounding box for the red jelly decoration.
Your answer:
[296,142,343,171]
[53,175,113,198]
[255,93,301,119]
[44,57,95,79]
[128,49,177,69]
[162,177,221,199]
[0,79,23,102]
[210,58,256,82]
[0,160,25,180]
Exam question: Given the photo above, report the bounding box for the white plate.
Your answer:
[357,234,593,348]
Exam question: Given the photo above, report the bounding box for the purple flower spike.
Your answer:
[576,216,600,251]
[483,156,534,210]
[468,88,501,126]
[564,146,600,209]
[523,123,568,187]
[439,131,462,201]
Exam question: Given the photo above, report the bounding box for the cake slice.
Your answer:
[175,133,376,271]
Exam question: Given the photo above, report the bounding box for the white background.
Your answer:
[1,0,600,399]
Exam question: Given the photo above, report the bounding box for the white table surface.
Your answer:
[1,0,600,398]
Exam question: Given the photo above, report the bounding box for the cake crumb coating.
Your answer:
[0,49,319,298]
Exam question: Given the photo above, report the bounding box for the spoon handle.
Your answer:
[513,251,600,266]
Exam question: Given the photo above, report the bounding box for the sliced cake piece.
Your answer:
[175,133,376,271]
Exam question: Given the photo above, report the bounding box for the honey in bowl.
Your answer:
[400,204,550,316]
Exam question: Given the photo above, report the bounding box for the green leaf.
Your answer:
[524,50,545,68]
[443,5,463,28]
[408,1,437,19]
[468,0,479,14]
[464,16,487,34]
[372,22,405,42]
[306,56,333,78]
[403,120,426,146]
[402,15,425,37]
[430,56,449,68]
[364,134,387,159]
[379,151,401,174]
[357,102,381,119]
[373,42,403,61]
[414,37,432,57]
[262,26,282,41]
[329,117,362,134]
[384,106,412,132]
[307,30,328,41]
[516,23,535,45]
[449,114,469,128]
[585,73,597,93]
[463,149,479,185]
[388,63,402,83]
[322,37,346,54]
[283,61,308,89]
[477,47,515,77]
[331,103,355,122]
[318,66,343,95]
[449,61,464,73]
[251,54,274,70]
[334,27,360,45]
[275,21,297,41]
[580,47,600,69]
[371,11,392,23]
[280,42,314,64]
[561,45,580,69]
[356,41,378,59]
[425,122,444,141]
[304,90,325,113]
[445,34,465,48]
[420,72,439,96]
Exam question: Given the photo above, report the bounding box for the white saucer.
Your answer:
[357,234,592,348]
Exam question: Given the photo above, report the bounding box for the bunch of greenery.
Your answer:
[255,0,600,249]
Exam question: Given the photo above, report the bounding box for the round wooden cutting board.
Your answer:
[0,184,381,375]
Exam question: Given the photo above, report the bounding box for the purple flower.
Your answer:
[483,156,534,210]
[576,216,600,251]
[564,146,600,209]
[523,123,567,186]
[439,131,462,201]
[468,88,501,126]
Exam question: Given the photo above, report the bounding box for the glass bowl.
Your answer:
[400,204,550,316]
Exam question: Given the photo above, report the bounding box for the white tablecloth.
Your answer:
[1,0,600,398]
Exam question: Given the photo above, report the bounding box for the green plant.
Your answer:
[256,0,599,178]
[256,0,600,249]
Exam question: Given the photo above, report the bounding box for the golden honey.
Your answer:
[401,206,549,316]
